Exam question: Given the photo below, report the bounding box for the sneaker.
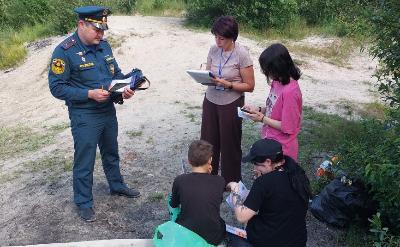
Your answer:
[111,187,140,198]
[79,207,96,222]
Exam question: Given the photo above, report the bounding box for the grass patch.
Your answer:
[241,121,261,152]
[184,102,202,110]
[126,130,143,138]
[148,191,164,202]
[286,38,360,67]
[23,152,73,182]
[0,24,53,69]
[24,153,72,173]
[146,136,154,144]
[359,102,387,120]
[0,152,72,184]
[0,122,68,161]
[185,112,196,122]
[0,125,58,160]
[345,223,372,247]
[47,122,70,132]
[107,35,127,49]
[136,0,186,17]
[0,170,23,184]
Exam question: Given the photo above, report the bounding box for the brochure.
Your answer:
[226,181,250,209]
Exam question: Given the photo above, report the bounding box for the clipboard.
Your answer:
[186,69,216,86]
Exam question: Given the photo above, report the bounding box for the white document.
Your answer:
[186,69,216,86]
[237,107,251,120]
[109,78,131,93]
[226,181,250,209]
[226,224,247,239]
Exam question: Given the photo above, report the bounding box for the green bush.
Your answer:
[300,108,400,233]
[370,0,400,122]
[0,0,138,34]
[1,0,52,29]
[186,0,299,30]
[336,119,400,232]
[297,0,376,37]
[369,213,400,247]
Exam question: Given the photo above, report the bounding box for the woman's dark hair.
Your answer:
[283,156,312,205]
[259,43,301,85]
[253,152,284,164]
[188,140,213,167]
[211,16,239,41]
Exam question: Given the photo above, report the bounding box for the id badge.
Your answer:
[215,85,225,91]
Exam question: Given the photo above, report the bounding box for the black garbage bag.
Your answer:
[310,177,370,227]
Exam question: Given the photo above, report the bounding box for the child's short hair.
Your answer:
[188,140,213,167]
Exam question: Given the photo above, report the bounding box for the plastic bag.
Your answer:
[167,193,181,222]
[310,177,369,227]
[153,221,215,247]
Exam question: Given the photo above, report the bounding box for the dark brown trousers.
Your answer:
[201,96,244,183]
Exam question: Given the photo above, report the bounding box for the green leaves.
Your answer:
[185,0,298,30]
[370,0,400,112]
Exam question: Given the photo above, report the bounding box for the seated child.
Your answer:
[170,140,226,246]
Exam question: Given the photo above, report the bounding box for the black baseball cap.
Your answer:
[242,139,283,164]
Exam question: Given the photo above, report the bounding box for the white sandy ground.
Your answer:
[0,16,378,246]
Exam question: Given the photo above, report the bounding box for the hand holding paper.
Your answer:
[226,181,250,209]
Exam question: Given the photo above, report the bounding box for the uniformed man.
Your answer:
[48,6,140,222]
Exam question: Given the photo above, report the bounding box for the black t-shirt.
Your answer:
[244,167,307,247]
[170,172,226,245]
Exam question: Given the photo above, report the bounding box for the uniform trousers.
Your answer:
[69,106,125,208]
[201,96,244,183]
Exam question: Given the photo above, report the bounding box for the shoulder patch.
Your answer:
[62,38,77,50]
[51,58,65,74]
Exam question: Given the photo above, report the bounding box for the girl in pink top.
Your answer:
[243,43,302,161]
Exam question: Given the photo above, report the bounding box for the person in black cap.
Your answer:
[48,6,140,222]
[226,139,312,247]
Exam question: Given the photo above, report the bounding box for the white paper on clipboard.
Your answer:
[186,69,216,86]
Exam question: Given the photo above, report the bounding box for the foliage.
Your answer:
[369,0,400,127]
[135,0,186,16]
[369,213,400,247]
[333,119,400,232]
[299,107,400,233]
[0,0,138,33]
[185,0,299,30]
[297,0,377,37]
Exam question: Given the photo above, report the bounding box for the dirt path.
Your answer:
[0,16,377,246]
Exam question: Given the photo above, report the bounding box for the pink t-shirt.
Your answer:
[261,80,302,161]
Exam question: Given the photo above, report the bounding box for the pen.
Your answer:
[101,85,104,92]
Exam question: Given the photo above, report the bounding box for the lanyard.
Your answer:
[218,46,235,78]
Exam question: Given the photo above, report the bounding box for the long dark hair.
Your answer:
[259,43,301,85]
[283,156,312,205]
